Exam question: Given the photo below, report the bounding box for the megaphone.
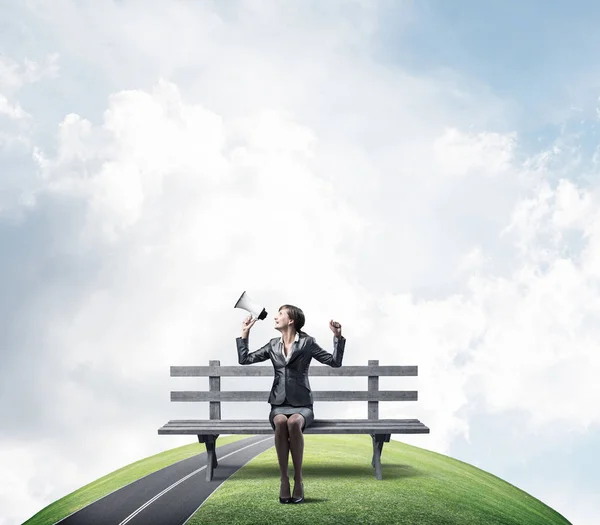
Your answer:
[234,291,268,320]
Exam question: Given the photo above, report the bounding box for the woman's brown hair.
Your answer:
[278,304,306,336]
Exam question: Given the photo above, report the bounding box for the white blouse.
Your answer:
[280,331,300,363]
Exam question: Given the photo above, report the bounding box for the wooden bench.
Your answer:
[158,359,430,481]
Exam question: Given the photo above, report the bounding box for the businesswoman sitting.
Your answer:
[236,304,345,504]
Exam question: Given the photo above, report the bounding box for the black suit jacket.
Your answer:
[236,332,345,406]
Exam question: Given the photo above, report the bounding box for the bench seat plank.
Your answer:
[165,419,423,425]
[158,419,430,435]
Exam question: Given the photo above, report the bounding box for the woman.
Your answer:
[236,304,345,504]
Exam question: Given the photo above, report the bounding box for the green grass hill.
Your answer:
[25,434,572,525]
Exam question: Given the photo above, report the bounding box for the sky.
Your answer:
[1,1,599,524]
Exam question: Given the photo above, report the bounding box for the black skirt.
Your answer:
[269,404,314,431]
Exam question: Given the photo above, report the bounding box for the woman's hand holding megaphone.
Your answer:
[241,314,257,339]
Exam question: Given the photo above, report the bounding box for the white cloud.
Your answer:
[553,178,593,229]
[0,94,30,120]
[433,127,517,178]
[0,53,59,218]
[0,53,59,94]
[0,54,57,129]
[0,444,77,525]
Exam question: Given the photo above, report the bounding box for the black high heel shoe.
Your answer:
[279,479,292,504]
[291,481,304,504]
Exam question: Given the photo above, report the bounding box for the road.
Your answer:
[55,435,274,525]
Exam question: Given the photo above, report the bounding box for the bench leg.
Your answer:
[198,434,219,481]
[371,434,390,480]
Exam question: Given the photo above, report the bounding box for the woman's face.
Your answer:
[274,308,292,330]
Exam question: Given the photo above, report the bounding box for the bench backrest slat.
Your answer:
[368,359,379,419]
[209,360,221,420]
[171,365,418,377]
[171,390,418,402]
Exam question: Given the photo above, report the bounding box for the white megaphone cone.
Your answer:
[234,291,268,320]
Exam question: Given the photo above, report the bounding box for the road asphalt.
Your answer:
[55,434,274,525]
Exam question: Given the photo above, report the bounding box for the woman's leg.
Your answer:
[273,414,291,497]
[287,414,305,496]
